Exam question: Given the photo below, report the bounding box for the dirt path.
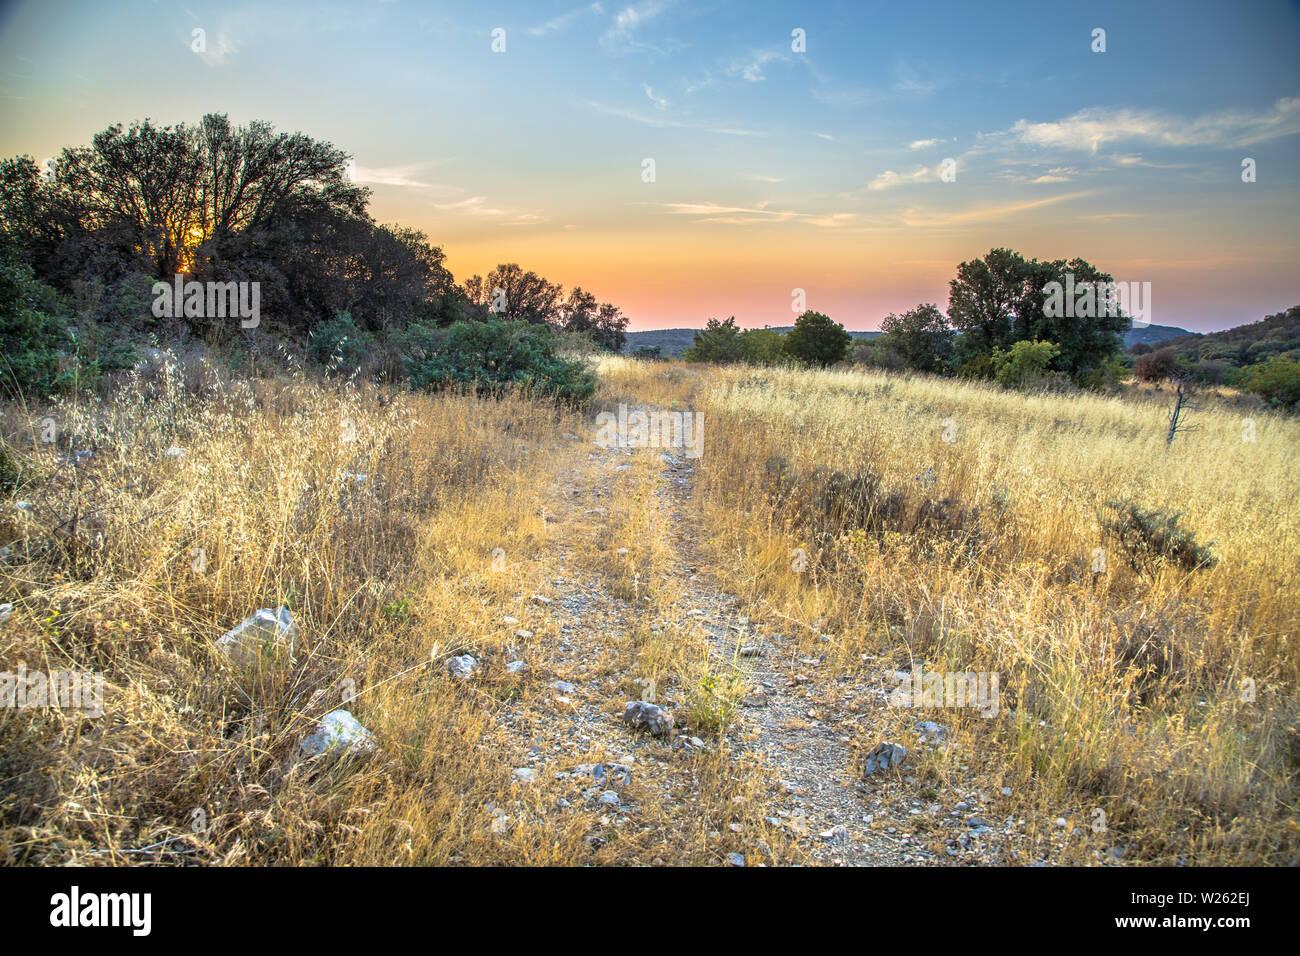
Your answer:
[499,418,970,865]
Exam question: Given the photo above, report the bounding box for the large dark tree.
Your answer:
[878,303,953,372]
[947,248,1130,378]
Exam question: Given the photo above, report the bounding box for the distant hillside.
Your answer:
[1124,324,1196,348]
[1146,304,1300,382]
[625,323,1184,356]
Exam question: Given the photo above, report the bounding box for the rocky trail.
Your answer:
[481,419,1042,866]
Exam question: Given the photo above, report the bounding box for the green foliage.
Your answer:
[1100,499,1216,576]
[991,339,1060,389]
[0,243,73,395]
[682,316,743,363]
[877,303,953,372]
[1239,355,1300,408]
[1145,304,1300,386]
[629,344,663,361]
[947,248,1128,381]
[394,318,597,406]
[308,311,372,375]
[783,310,851,366]
[737,327,787,365]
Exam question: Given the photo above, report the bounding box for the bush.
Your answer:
[737,327,787,366]
[783,310,851,367]
[394,318,597,406]
[991,339,1059,389]
[1240,355,1300,408]
[682,316,743,363]
[629,345,663,361]
[1100,499,1216,576]
[1135,348,1177,382]
[307,311,372,376]
[0,246,74,395]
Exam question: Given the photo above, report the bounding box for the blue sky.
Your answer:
[1,0,1298,331]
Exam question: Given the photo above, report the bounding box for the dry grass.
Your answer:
[619,358,1298,865]
[0,354,795,865]
[3,351,1295,865]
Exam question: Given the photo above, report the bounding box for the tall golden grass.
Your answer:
[641,359,1299,864]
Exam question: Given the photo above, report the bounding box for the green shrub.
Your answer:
[783,310,851,367]
[991,339,1059,389]
[307,311,372,376]
[682,316,743,363]
[394,318,597,406]
[737,327,787,366]
[0,247,73,395]
[1240,355,1300,408]
[1100,499,1216,576]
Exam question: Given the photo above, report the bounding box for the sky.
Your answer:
[1,0,1298,333]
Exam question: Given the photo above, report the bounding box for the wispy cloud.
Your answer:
[601,0,674,52]
[431,195,544,226]
[868,163,946,190]
[898,191,1093,228]
[1010,97,1300,152]
[187,27,238,66]
[349,162,453,191]
[908,137,946,150]
[584,98,761,136]
[643,83,668,110]
[529,2,603,36]
[728,49,786,82]
[641,201,859,228]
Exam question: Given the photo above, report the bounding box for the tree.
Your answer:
[783,310,851,366]
[464,263,562,325]
[947,248,1129,380]
[737,327,786,365]
[877,303,953,372]
[559,286,627,351]
[683,316,743,363]
[1135,348,1177,382]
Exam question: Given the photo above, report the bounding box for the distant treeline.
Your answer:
[664,250,1300,406]
[0,113,623,402]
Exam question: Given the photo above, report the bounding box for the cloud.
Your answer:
[529,3,603,36]
[892,61,939,96]
[349,163,453,191]
[908,138,945,150]
[584,99,761,136]
[868,164,946,190]
[740,173,784,183]
[1010,97,1300,152]
[188,27,238,66]
[431,195,544,226]
[727,49,786,83]
[641,201,859,228]
[643,83,668,110]
[601,0,673,51]
[898,191,1093,228]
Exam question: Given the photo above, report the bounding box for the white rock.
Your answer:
[300,709,375,758]
[165,446,185,458]
[0,603,12,624]
[447,654,478,679]
[216,607,297,664]
[505,660,526,674]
